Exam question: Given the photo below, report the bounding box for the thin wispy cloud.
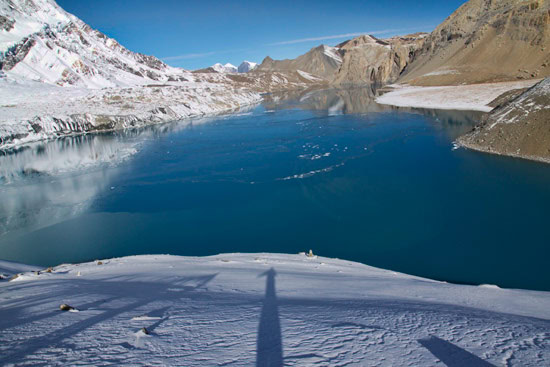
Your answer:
[162,47,252,61]
[268,29,412,46]
[162,26,429,63]
[162,52,217,61]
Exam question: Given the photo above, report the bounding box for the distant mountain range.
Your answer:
[211,63,237,73]
[201,61,258,74]
[257,0,549,87]
[256,34,427,85]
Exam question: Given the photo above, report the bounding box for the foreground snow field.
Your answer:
[1,253,548,366]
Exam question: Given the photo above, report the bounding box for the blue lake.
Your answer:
[1,88,549,291]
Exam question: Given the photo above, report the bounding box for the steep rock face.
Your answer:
[400,0,550,86]
[331,34,425,86]
[0,0,189,88]
[257,45,343,80]
[458,78,550,162]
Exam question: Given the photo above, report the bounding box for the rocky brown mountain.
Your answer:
[399,0,550,86]
[256,44,343,80]
[257,34,426,86]
[331,34,426,86]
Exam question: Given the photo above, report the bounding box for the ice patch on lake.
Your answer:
[298,152,331,160]
[278,163,344,181]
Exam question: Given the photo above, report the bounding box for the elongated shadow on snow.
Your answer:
[418,336,495,367]
[0,273,217,365]
[256,268,283,367]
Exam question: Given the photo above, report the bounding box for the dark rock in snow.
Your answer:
[59,304,75,311]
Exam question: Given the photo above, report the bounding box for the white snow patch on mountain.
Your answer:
[0,253,549,365]
[322,45,342,63]
[297,69,323,82]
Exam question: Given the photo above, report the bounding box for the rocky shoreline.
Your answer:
[455,139,550,164]
[0,83,263,150]
[457,78,550,163]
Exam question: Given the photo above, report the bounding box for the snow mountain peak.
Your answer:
[0,0,190,88]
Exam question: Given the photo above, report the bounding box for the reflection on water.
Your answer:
[0,87,483,241]
[0,167,115,238]
[263,86,386,115]
[0,135,137,184]
[264,87,484,139]
[0,123,192,237]
[0,135,133,237]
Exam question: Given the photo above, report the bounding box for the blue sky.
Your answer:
[57,0,466,70]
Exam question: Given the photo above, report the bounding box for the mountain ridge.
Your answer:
[0,0,189,88]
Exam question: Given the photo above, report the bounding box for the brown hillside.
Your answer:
[399,0,550,86]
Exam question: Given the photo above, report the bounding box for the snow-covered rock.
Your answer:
[0,253,549,365]
[238,60,257,73]
[210,62,238,73]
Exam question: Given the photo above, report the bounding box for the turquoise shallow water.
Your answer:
[1,89,549,291]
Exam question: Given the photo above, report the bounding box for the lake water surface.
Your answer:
[1,88,550,291]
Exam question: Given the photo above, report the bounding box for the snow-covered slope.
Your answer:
[210,62,238,73]
[0,0,190,88]
[0,75,261,149]
[0,0,273,148]
[1,253,549,365]
[238,60,257,73]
